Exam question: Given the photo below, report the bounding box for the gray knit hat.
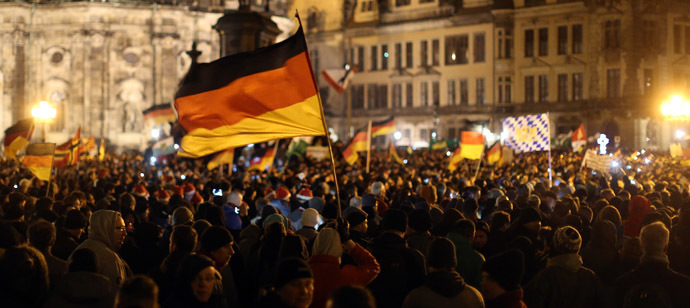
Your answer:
[552,226,582,254]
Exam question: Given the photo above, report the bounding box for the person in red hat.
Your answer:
[264,188,276,201]
[132,184,149,200]
[271,186,292,217]
[156,189,171,205]
[183,183,196,202]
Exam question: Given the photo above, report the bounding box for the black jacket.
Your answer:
[52,228,80,261]
[615,257,690,308]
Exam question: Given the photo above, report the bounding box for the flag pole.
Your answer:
[46,144,55,198]
[297,11,342,217]
[547,113,553,187]
[366,120,372,174]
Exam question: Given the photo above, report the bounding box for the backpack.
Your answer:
[623,283,673,308]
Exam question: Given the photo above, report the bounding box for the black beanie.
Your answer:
[275,258,313,288]
[200,226,234,252]
[64,209,87,229]
[519,207,542,223]
[483,249,524,291]
[427,237,456,269]
[346,208,367,227]
[321,202,339,220]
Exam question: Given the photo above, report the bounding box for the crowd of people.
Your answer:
[1,145,690,308]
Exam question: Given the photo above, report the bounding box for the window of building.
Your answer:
[403,128,411,140]
[349,48,355,65]
[395,43,402,68]
[370,46,378,71]
[367,84,376,109]
[310,49,319,75]
[460,79,468,105]
[525,29,534,57]
[644,69,654,95]
[420,0,435,3]
[607,69,621,98]
[406,42,413,68]
[406,83,413,107]
[686,26,690,56]
[604,20,621,49]
[421,40,428,66]
[381,45,388,70]
[432,81,440,106]
[497,76,512,104]
[357,46,365,70]
[643,20,656,49]
[421,128,429,142]
[420,82,428,106]
[445,35,469,65]
[572,73,583,101]
[474,33,485,62]
[376,84,388,108]
[351,85,365,109]
[557,74,568,101]
[572,24,583,54]
[498,77,503,103]
[498,28,513,59]
[476,78,485,105]
[432,39,440,66]
[505,77,512,103]
[396,0,411,6]
[448,127,456,141]
[539,74,548,102]
[392,83,402,107]
[538,28,548,56]
[558,26,567,55]
[525,76,535,103]
[675,25,682,54]
[360,0,374,12]
[448,80,456,105]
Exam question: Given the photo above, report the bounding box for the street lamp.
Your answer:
[661,95,690,121]
[31,101,57,142]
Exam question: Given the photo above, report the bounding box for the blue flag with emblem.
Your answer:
[502,113,550,153]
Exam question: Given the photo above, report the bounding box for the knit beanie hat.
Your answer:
[275,258,313,289]
[200,226,233,252]
[519,207,542,223]
[321,202,339,220]
[263,213,290,230]
[346,207,367,227]
[427,237,456,269]
[64,209,87,229]
[301,208,319,228]
[552,226,582,254]
[483,249,524,291]
[173,206,194,226]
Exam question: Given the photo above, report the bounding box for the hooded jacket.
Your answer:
[623,196,651,237]
[70,210,130,286]
[402,271,484,308]
[42,272,115,308]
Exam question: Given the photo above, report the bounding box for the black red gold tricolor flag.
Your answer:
[207,148,235,170]
[4,118,34,159]
[342,130,368,165]
[143,104,176,125]
[174,25,326,158]
[54,127,81,168]
[371,117,395,137]
[322,65,356,94]
[460,131,485,160]
[448,148,463,172]
[248,143,277,171]
[389,142,403,165]
[486,142,503,166]
[22,143,55,181]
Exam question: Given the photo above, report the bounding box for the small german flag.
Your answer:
[342,130,368,165]
[174,24,326,158]
[207,148,235,170]
[460,131,485,160]
[486,142,503,166]
[4,118,34,159]
[248,143,277,171]
[448,148,463,172]
[143,104,176,126]
[22,143,55,181]
[371,117,396,137]
[389,142,403,165]
[54,127,81,168]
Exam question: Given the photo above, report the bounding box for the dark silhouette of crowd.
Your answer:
[1,147,690,308]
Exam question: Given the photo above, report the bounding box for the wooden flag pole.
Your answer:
[46,144,55,198]
[366,120,372,174]
[297,11,342,217]
[547,112,553,187]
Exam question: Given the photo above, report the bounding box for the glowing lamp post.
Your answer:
[661,95,690,121]
[31,101,57,142]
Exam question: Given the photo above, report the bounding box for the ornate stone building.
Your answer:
[290,0,690,151]
[0,0,292,148]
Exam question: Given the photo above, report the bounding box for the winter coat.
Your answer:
[524,253,603,308]
[52,228,80,261]
[614,256,690,308]
[309,243,380,308]
[40,248,67,289]
[486,288,528,308]
[42,272,116,308]
[447,232,485,289]
[367,232,427,308]
[580,220,620,285]
[402,271,484,308]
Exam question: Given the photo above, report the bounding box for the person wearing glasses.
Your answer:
[69,210,132,287]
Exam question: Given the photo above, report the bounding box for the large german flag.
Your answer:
[459,131,485,160]
[22,143,55,181]
[342,130,368,165]
[174,25,326,158]
[4,118,34,159]
[371,117,395,137]
[143,104,176,126]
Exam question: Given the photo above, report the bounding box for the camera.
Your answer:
[213,188,223,196]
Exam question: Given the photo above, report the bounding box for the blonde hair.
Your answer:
[640,221,669,256]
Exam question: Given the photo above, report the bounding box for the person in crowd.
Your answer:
[405,208,434,258]
[116,275,160,308]
[580,220,620,285]
[43,248,116,308]
[402,237,484,308]
[0,245,50,307]
[615,222,690,308]
[447,219,485,289]
[53,209,87,260]
[481,249,527,308]
[163,254,226,308]
[157,225,198,302]
[256,257,314,308]
[326,285,377,308]
[28,219,67,288]
[624,195,652,237]
[70,210,130,286]
[297,208,320,246]
[346,207,370,247]
[524,226,603,308]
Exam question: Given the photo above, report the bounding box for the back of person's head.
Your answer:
[551,226,582,256]
[34,198,53,212]
[0,221,21,249]
[119,193,136,211]
[69,248,98,273]
[171,225,198,253]
[278,234,308,261]
[452,219,475,239]
[490,211,511,231]
[640,221,669,257]
[349,196,362,209]
[382,208,407,233]
[8,192,27,207]
[408,208,431,232]
[426,236,457,270]
[28,219,55,251]
[370,181,385,196]
[0,245,49,306]
[200,225,233,253]
[597,205,622,225]
[115,275,159,308]
[482,249,524,291]
[312,228,343,258]
[326,285,376,308]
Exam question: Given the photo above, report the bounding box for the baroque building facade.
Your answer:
[291,0,690,151]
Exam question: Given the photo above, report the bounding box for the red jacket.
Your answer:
[308,243,381,308]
